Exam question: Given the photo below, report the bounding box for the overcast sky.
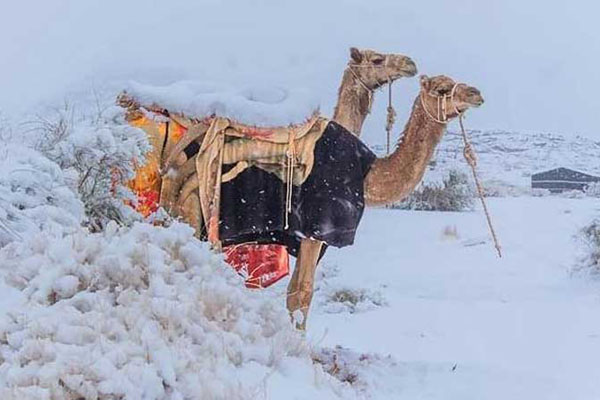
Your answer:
[1,0,599,141]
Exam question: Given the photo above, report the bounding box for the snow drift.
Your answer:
[0,86,362,400]
[0,222,351,399]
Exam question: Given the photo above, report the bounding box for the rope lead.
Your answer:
[385,81,396,155]
[458,114,502,258]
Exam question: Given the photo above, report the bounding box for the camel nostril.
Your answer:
[403,59,418,76]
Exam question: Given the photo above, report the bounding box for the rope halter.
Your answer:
[419,82,465,124]
[346,57,394,114]
[347,58,397,153]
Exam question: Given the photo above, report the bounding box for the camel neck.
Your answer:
[363,96,448,206]
[332,68,372,135]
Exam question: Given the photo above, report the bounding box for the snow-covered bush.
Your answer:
[312,346,400,395]
[321,287,387,314]
[482,179,529,197]
[0,222,350,400]
[392,169,474,212]
[27,104,149,231]
[584,182,600,198]
[0,144,83,247]
[531,188,551,197]
[578,219,600,273]
[559,189,585,199]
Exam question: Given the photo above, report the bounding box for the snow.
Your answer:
[3,116,600,397]
[1,3,600,396]
[302,197,600,398]
[124,80,320,127]
[0,144,84,247]
[0,222,353,399]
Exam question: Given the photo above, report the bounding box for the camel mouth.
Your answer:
[463,87,484,107]
[456,98,483,113]
[471,97,485,107]
[401,59,418,77]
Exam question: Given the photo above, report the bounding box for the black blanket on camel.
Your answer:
[216,121,376,257]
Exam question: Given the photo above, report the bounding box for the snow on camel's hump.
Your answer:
[124,80,320,127]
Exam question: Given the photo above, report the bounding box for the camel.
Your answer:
[286,74,484,329]
[117,70,483,331]
[121,47,418,233]
[332,47,417,135]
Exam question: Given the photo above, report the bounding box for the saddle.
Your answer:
[118,92,329,288]
[192,114,328,247]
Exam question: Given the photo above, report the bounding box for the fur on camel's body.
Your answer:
[118,50,484,330]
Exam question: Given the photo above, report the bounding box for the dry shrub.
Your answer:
[28,103,149,231]
[392,169,474,212]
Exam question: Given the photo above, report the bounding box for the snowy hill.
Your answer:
[373,129,600,190]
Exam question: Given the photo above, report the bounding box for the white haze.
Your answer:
[1,0,599,142]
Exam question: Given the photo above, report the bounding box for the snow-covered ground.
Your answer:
[3,0,600,397]
[3,189,600,398]
[2,101,600,397]
[1,86,600,398]
[299,197,600,399]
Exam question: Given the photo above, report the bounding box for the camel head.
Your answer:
[348,47,418,89]
[419,75,484,121]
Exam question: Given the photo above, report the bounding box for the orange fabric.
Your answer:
[127,116,165,216]
[169,119,187,142]
[124,116,190,216]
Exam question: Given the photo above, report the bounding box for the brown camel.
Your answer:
[118,72,483,331]
[286,74,484,329]
[332,47,417,135]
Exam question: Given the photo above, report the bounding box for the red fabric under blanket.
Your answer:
[224,243,289,288]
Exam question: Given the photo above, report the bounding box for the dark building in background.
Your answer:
[531,167,600,193]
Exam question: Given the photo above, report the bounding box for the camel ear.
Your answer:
[350,47,363,63]
[420,75,430,90]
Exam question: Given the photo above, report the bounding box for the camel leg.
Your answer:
[286,238,323,330]
[180,192,202,237]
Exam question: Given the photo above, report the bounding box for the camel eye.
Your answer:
[372,58,384,65]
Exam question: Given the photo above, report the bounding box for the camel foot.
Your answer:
[286,282,314,330]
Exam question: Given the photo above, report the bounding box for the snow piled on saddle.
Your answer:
[124,80,320,127]
[0,221,352,399]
